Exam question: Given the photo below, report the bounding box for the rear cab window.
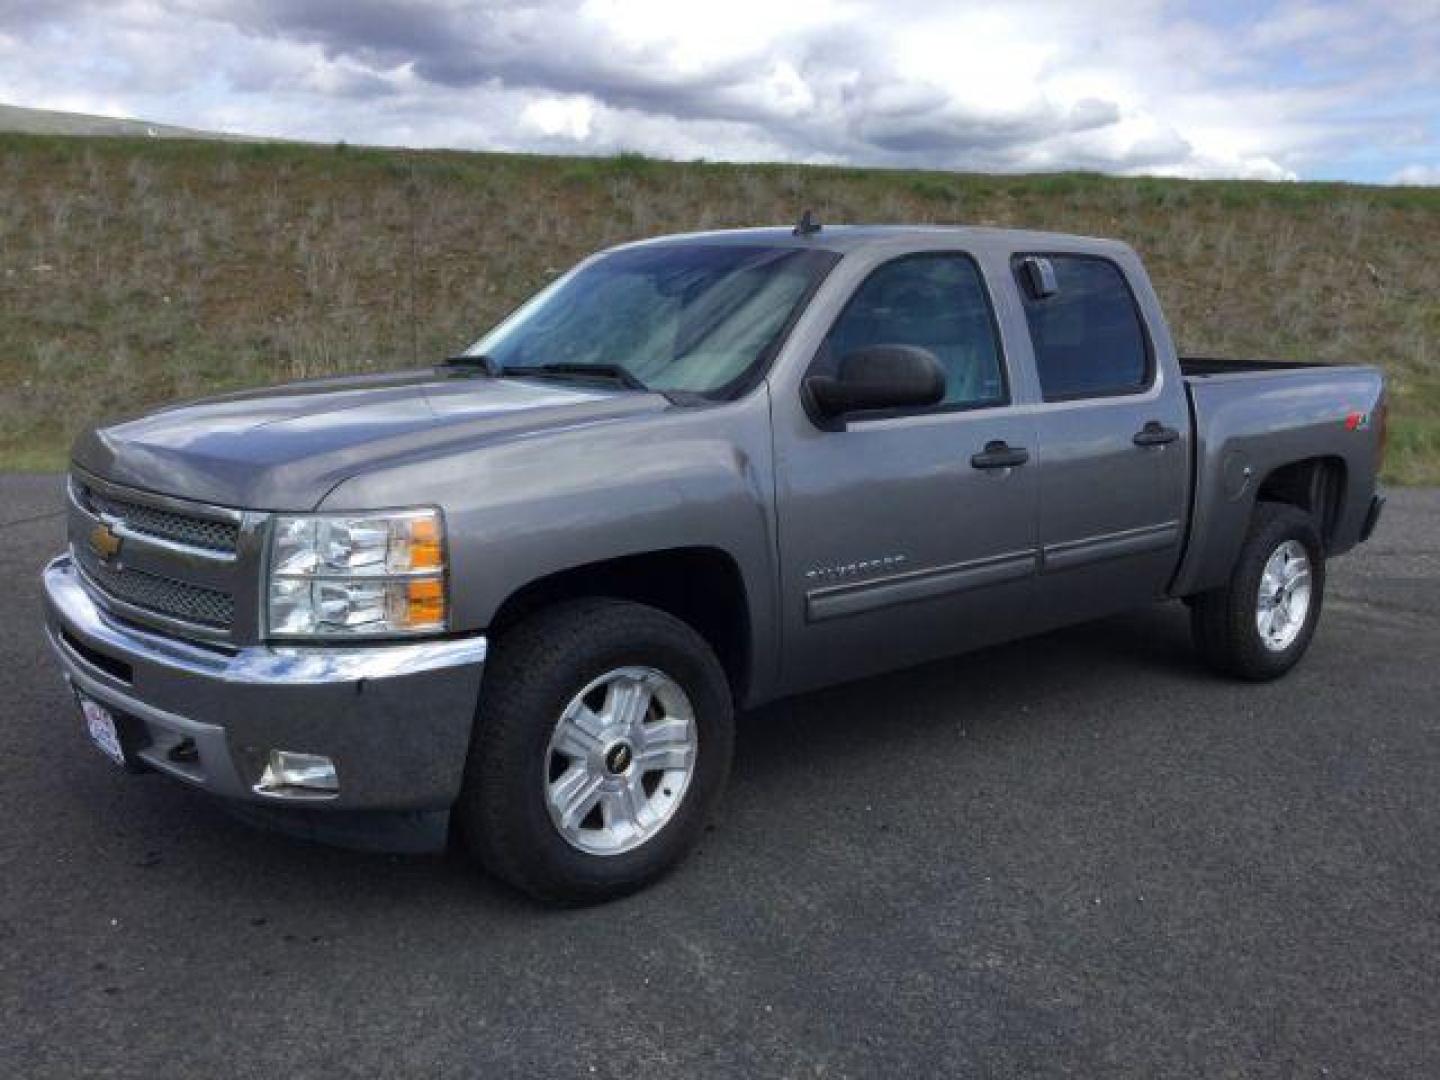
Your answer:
[1012,255,1153,401]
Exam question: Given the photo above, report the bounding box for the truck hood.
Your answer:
[72,368,669,509]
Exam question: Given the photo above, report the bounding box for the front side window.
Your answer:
[1014,255,1152,400]
[465,244,838,397]
[819,253,1007,411]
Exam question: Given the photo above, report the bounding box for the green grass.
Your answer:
[0,132,1436,480]
[1385,415,1440,485]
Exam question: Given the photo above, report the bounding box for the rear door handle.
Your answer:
[971,440,1030,470]
[1133,421,1179,447]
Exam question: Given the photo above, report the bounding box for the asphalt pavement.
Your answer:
[2,474,1437,1078]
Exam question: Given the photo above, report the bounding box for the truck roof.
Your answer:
[618,224,1133,258]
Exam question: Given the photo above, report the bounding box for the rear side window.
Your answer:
[822,253,1007,410]
[1013,255,1151,400]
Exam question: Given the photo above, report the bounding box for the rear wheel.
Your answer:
[1190,502,1325,680]
[456,599,734,903]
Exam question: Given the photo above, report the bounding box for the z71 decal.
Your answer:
[1345,410,1371,431]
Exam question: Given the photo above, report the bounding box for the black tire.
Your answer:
[456,598,734,903]
[1190,501,1326,681]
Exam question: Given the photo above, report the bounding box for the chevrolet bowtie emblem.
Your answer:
[89,521,122,563]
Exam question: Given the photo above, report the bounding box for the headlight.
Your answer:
[266,509,447,638]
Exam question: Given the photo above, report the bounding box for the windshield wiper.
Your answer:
[443,355,649,391]
[443,353,503,376]
[500,362,649,392]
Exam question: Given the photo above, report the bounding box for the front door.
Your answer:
[773,252,1041,696]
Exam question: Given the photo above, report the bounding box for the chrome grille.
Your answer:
[75,541,235,628]
[77,482,239,554]
[67,471,250,641]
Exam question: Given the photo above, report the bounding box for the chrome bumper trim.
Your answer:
[44,554,486,686]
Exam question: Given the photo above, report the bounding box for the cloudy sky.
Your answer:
[1,0,1437,184]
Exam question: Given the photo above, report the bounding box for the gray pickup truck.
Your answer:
[42,223,1387,901]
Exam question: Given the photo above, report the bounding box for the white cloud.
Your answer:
[1392,164,1440,186]
[0,0,1435,182]
[521,95,596,141]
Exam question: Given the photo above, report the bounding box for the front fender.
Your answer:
[319,391,782,699]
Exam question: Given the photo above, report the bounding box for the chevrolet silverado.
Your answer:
[43,223,1387,901]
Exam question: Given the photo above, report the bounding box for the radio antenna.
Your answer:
[792,209,821,236]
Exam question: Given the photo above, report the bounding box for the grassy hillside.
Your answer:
[1,132,1436,480]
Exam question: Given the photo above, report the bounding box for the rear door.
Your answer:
[1015,252,1190,625]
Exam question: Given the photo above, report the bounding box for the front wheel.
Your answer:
[1190,502,1326,681]
[456,599,734,903]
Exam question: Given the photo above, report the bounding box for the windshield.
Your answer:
[463,244,838,396]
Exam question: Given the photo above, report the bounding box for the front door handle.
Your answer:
[971,440,1030,470]
[1133,421,1179,447]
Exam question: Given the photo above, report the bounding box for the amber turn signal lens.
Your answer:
[403,577,446,628]
[406,515,444,571]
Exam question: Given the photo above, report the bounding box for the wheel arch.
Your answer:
[1175,451,1353,598]
[487,547,754,703]
[1254,455,1348,551]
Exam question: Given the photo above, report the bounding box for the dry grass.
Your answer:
[1,134,1437,481]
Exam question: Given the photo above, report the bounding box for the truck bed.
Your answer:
[1171,356,1385,599]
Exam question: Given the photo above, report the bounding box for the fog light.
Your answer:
[256,750,339,796]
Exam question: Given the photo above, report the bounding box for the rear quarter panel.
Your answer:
[1171,366,1385,596]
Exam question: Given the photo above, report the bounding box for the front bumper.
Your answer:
[42,555,486,846]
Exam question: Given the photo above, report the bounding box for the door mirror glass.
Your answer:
[805,345,945,425]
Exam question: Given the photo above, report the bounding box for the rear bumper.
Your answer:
[1359,493,1386,543]
[42,555,486,848]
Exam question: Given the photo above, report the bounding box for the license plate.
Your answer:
[78,694,126,766]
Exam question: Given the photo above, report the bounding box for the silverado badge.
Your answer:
[89,521,122,564]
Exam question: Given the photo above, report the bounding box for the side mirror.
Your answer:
[804,345,945,427]
[1019,256,1058,299]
